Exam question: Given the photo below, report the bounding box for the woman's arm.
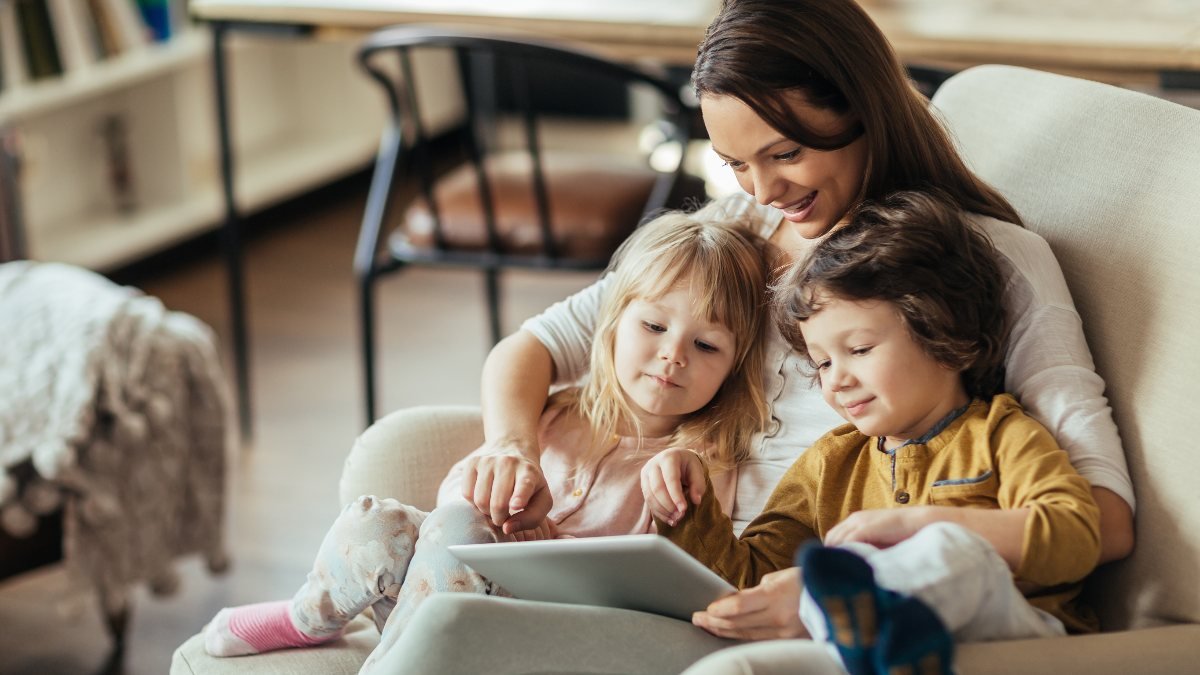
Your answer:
[467,331,556,532]
[468,277,608,532]
[983,219,1135,562]
[1092,486,1134,563]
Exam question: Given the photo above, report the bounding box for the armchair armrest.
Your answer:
[956,624,1200,674]
[338,405,483,510]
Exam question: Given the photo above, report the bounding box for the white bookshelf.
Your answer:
[0,20,406,271]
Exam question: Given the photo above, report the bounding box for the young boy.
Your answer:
[641,191,1101,675]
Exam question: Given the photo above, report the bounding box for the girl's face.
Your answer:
[613,286,737,437]
[702,92,868,241]
[799,295,968,449]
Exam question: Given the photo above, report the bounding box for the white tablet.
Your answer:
[448,534,735,621]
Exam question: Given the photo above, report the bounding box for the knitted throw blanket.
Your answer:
[0,261,230,613]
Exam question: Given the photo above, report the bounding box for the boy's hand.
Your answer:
[640,448,707,526]
[692,567,808,640]
[462,445,553,534]
[823,507,930,548]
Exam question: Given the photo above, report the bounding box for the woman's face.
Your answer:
[701,92,868,240]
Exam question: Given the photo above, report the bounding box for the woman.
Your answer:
[380,1,1134,671]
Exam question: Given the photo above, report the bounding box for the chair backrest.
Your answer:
[931,65,1200,631]
[356,25,694,268]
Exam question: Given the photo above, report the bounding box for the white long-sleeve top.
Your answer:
[521,193,1135,534]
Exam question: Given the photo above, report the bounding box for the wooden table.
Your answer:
[193,0,722,64]
[865,2,1200,86]
[194,0,1200,82]
[191,0,1200,435]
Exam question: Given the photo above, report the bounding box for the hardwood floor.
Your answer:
[0,175,595,674]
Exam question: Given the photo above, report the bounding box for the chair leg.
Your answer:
[104,605,130,651]
[355,125,404,428]
[99,590,130,651]
[360,272,378,427]
[485,267,501,346]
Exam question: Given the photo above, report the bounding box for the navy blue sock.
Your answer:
[798,544,889,675]
[875,595,954,675]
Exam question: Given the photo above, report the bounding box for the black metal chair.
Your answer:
[355,25,701,424]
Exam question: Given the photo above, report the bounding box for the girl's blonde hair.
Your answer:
[550,201,772,471]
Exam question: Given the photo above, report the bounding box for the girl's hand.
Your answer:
[640,448,707,526]
[462,441,553,534]
[692,567,808,640]
[823,507,932,548]
[508,518,558,542]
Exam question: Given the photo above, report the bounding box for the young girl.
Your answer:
[645,191,1101,675]
[200,203,772,670]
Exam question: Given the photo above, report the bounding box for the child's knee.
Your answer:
[324,496,427,567]
[339,495,425,531]
[419,501,501,547]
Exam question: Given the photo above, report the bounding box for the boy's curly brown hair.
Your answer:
[772,190,1011,399]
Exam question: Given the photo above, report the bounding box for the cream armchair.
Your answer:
[173,65,1200,674]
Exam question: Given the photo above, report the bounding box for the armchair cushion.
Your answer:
[171,614,378,675]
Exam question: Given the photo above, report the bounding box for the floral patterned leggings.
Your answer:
[289,495,512,672]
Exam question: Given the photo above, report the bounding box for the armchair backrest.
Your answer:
[931,65,1200,631]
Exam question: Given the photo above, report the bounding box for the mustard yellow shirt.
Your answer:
[660,394,1102,632]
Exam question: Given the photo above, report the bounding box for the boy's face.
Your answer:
[613,287,737,437]
[800,295,969,447]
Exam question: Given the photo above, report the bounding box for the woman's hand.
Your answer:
[461,441,552,535]
[640,448,707,526]
[692,567,809,640]
[476,330,557,534]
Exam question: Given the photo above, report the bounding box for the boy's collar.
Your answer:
[876,400,975,454]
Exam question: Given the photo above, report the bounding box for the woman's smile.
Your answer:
[777,191,818,223]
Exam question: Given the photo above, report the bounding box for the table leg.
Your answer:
[211,22,253,440]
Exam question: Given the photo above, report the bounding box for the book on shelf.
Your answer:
[85,0,122,58]
[0,0,30,91]
[0,0,175,92]
[47,0,100,72]
[94,0,149,52]
[135,0,168,41]
[14,0,63,81]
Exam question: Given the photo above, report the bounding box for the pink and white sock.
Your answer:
[203,600,337,657]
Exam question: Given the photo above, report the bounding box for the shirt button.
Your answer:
[572,488,583,497]
[895,491,910,504]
